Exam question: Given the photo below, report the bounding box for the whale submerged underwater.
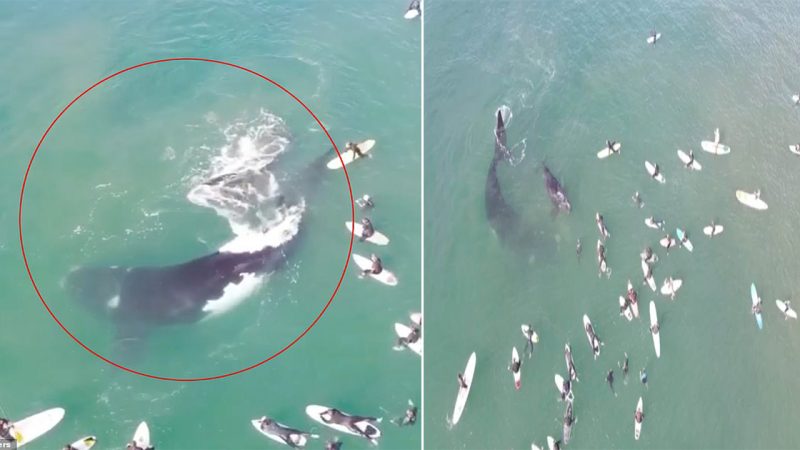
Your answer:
[65,111,327,359]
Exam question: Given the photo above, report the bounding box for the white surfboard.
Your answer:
[619,296,633,321]
[251,418,317,448]
[634,397,644,440]
[345,221,390,245]
[627,280,640,318]
[645,217,664,230]
[395,322,422,356]
[352,254,398,286]
[677,149,702,170]
[650,301,660,358]
[13,407,65,448]
[703,224,724,236]
[647,33,661,44]
[660,278,683,297]
[452,352,477,425]
[69,436,97,450]
[736,190,768,210]
[789,145,800,155]
[597,142,622,159]
[776,300,798,320]
[132,422,150,449]
[404,0,420,19]
[554,374,573,402]
[521,324,540,343]
[547,436,557,450]
[641,260,656,292]
[511,347,521,390]
[583,314,601,359]
[645,161,665,183]
[305,405,381,444]
[326,139,376,170]
[410,312,422,327]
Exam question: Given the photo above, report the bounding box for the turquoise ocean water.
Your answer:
[0,1,419,448]
[425,1,800,449]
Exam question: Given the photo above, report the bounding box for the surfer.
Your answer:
[325,440,342,450]
[359,217,375,241]
[641,247,655,263]
[395,325,420,349]
[627,284,638,306]
[650,322,660,335]
[606,369,615,394]
[663,234,674,252]
[620,353,629,381]
[782,301,792,315]
[576,238,582,260]
[508,356,521,376]
[258,418,307,447]
[685,150,695,168]
[345,141,366,159]
[619,297,630,317]
[632,191,643,208]
[665,277,676,300]
[320,409,379,440]
[0,419,15,441]
[678,229,689,245]
[457,373,469,389]
[356,194,375,209]
[359,254,383,277]
[596,213,610,240]
[606,140,619,155]
[640,368,648,388]
[649,30,657,44]
[523,325,536,358]
[393,401,417,426]
[752,300,762,315]
[560,378,572,401]
[650,163,661,179]
[126,442,154,450]
[635,408,644,424]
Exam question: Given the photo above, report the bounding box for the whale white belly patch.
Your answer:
[202,273,264,316]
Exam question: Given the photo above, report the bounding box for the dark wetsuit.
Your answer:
[322,409,379,439]
[260,419,306,448]
[360,219,375,240]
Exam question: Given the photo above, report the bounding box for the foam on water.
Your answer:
[186,109,305,253]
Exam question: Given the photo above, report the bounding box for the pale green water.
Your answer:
[1,1,420,449]
[425,1,800,449]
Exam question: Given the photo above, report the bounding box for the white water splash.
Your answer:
[495,105,527,166]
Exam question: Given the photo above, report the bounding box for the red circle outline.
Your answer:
[18,57,355,381]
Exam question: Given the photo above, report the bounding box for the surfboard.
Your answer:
[627,280,640,318]
[659,236,677,248]
[132,422,150,449]
[305,405,382,444]
[736,190,768,210]
[645,161,666,183]
[352,254,398,286]
[789,145,800,155]
[410,312,422,327]
[751,283,763,330]
[641,260,656,292]
[650,301,660,358]
[521,324,540,344]
[703,224,724,236]
[68,436,97,450]
[660,278,682,297]
[547,436,557,450]
[645,217,664,230]
[452,352,477,425]
[13,407,65,448]
[345,222,390,246]
[596,142,622,159]
[776,300,798,320]
[554,373,572,401]
[395,323,422,356]
[677,149,702,170]
[647,33,661,44]
[404,1,420,19]
[326,139,376,170]
[511,347,521,390]
[619,296,633,321]
[251,418,317,448]
[583,314,600,359]
[634,397,644,440]
[676,228,693,252]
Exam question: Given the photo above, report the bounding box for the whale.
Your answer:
[65,149,329,357]
[543,165,571,213]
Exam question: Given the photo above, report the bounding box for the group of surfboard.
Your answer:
[0,410,150,450]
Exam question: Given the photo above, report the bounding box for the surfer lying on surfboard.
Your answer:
[320,409,380,441]
[359,254,383,277]
[395,325,421,349]
[457,373,469,389]
[0,419,16,442]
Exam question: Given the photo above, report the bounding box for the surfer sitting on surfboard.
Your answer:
[606,140,619,155]
[396,325,420,349]
[345,141,367,159]
[508,358,521,376]
[635,409,644,424]
[392,402,418,427]
[258,418,306,447]
[359,218,375,241]
[359,254,383,277]
[0,418,16,441]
